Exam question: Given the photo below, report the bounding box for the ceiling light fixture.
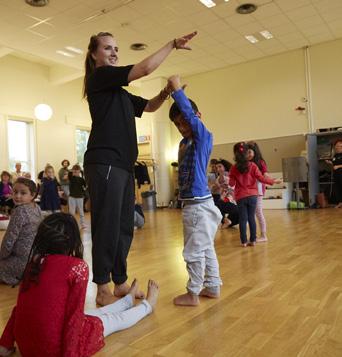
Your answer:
[25,0,49,7]
[260,30,273,40]
[65,46,83,54]
[130,43,148,51]
[34,104,53,121]
[56,50,75,58]
[245,35,259,44]
[236,3,257,14]
[199,0,216,8]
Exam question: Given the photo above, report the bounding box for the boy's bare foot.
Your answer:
[335,203,342,208]
[199,288,220,298]
[0,346,15,356]
[96,284,117,306]
[114,282,145,299]
[146,279,159,310]
[173,292,200,306]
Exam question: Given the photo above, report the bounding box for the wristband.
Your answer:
[173,39,178,50]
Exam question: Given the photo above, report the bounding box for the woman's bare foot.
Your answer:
[114,282,145,299]
[96,284,117,306]
[128,279,139,301]
[199,288,220,298]
[173,292,199,306]
[146,280,159,310]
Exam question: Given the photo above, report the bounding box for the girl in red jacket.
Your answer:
[0,213,158,357]
[229,142,281,247]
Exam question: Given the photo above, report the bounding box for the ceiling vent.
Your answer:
[236,3,257,14]
[25,0,49,7]
[130,43,148,51]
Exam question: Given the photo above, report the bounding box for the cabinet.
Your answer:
[307,131,342,206]
[262,172,292,209]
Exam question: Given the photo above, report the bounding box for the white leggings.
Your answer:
[255,195,266,235]
[86,295,152,337]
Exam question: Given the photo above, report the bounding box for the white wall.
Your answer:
[0,55,90,175]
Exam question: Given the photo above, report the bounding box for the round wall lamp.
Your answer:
[34,103,53,121]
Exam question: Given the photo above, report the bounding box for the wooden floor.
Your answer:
[1,208,342,356]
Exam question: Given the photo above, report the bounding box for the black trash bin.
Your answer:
[141,191,157,211]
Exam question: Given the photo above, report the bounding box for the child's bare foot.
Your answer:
[114,282,145,299]
[221,217,231,229]
[241,243,247,247]
[96,284,118,306]
[173,292,200,306]
[199,288,220,298]
[335,202,342,208]
[0,345,15,356]
[146,279,159,310]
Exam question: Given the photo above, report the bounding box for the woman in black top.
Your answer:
[83,31,197,305]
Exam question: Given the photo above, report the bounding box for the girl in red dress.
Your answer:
[0,213,158,357]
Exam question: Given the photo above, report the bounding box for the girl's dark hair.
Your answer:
[1,170,11,181]
[83,32,113,98]
[169,99,198,121]
[61,159,70,166]
[233,142,249,174]
[216,158,232,172]
[247,141,266,171]
[21,213,83,291]
[15,177,37,195]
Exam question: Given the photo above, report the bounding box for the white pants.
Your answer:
[68,197,85,225]
[182,198,222,295]
[86,295,152,337]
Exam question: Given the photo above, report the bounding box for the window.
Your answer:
[75,129,90,168]
[7,119,35,178]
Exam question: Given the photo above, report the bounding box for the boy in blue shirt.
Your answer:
[168,75,222,306]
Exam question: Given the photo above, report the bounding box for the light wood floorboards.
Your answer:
[1,208,342,356]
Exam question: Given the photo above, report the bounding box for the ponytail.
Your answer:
[83,32,113,98]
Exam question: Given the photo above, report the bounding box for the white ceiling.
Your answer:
[1,0,342,84]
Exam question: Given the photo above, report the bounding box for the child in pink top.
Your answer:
[229,142,281,247]
[247,141,269,242]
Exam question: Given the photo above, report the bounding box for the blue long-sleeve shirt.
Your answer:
[172,89,212,200]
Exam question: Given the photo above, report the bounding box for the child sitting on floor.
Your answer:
[0,178,42,286]
[0,213,159,357]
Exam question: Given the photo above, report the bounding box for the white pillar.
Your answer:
[141,77,173,207]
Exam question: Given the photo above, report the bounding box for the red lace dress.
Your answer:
[0,255,104,356]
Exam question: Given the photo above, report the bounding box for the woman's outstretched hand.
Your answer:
[174,31,198,50]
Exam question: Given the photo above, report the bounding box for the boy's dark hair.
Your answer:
[169,98,199,121]
[233,142,249,174]
[333,139,342,147]
[21,213,84,291]
[210,158,218,165]
[247,141,266,171]
[216,159,232,172]
[15,177,37,195]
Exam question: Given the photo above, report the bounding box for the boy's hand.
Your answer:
[167,75,182,92]
[274,178,282,184]
[174,31,197,50]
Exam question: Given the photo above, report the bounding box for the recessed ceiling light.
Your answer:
[25,0,49,7]
[130,43,148,51]
[56,50,74,58]
[245,35,259,44]
[260,30,273,40]
[65,46,83,54]
[199,0,216,8]
[236,3,257,14]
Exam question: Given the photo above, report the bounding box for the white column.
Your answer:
[140,77,173,207]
